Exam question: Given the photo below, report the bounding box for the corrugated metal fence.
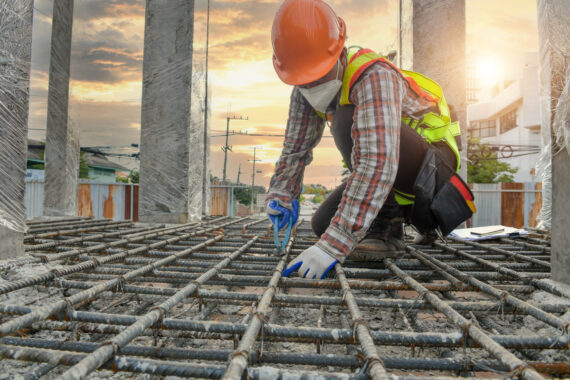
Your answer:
[25,181,139,221]
[26,181,542,228]
[470,182,542,228]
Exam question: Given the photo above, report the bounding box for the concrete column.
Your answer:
[140,0,205,223]
[0,0,34,259]
[410,0,467,179]
[44,0,78,216]
[537,0,570,285]
[397,0,413,71]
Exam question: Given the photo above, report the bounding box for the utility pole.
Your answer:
[249,147,262,212]
[222,113,248,183]
[236,164,241,184]
[201,0,211,215]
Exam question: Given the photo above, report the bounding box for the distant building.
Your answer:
[27,139,129,183]
[467,53,541,182]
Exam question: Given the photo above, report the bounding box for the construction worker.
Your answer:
[266,0,464,279]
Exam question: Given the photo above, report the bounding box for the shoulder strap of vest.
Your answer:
[340,48,386,106]
[340,47,438,107]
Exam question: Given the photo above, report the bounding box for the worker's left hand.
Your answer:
[267,199,299,230]
[282,245,338,279]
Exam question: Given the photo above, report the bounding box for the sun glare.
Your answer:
[476,58,503,87]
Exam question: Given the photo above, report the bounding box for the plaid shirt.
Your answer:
[267,61,435,261]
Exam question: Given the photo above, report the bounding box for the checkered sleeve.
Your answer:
[316,65,407,261]
[266,87,325,208]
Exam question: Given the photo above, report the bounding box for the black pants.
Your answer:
[311,105,456,238]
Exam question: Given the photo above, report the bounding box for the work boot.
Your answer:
[351,218,406,261]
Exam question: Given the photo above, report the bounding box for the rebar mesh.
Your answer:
[0,217,568,379]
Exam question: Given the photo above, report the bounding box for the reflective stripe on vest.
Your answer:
[340,47,461,172]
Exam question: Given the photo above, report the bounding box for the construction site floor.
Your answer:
[0,216,568,379]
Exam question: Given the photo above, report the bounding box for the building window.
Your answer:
[500,109,517,134]
[469,120,496,139]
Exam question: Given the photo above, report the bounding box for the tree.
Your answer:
[79,152,90,179]
[233,187,251,206]
[129,170,139,184]
[467,139,518,183]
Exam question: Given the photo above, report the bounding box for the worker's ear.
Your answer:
[340,47,348,66]
[338,47,348,74]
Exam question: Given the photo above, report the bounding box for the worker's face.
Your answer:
[299,48,347,89]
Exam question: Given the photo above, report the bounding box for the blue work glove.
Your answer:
[267,199,299,230]
[282,245,338,279]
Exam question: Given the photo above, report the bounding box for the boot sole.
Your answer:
[350,248,403,262]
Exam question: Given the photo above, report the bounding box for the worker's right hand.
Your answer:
[267,199,299,230]
[282,245,338,279]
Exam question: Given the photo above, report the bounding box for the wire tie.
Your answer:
[259,319,265,360]
[116,276,126,293]
[351,317,368,340]
[403,290,427,319]
[90,256,101,267]
[460,321,472,334]
[357,359,370,375]
[101,340,121,355]
[63,298,75,316]
[508,363,531,378]
[189,281,202,299]
[229,349,250,362]
[341,289,349,306]
[33,254,49,264]
[354,353,366,367]
[50,268,63,278]
[362,357,385,374]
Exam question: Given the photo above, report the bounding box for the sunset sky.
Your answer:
[28,0,540,189]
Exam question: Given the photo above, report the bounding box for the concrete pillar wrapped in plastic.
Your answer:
[139,0,207,223]
[407,0,468,180]
[398,0,414,71]
[44,0,79,217]
[537,0,570,284]
[0,0,34,259]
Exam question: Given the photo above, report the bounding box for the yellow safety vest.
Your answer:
[342,48,462,205]
[315,47,462,206]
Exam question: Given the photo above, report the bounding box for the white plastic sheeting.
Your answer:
[0,0,34,234]
[536,0,570,229]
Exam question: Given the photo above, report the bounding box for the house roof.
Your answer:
[27,139,129,171]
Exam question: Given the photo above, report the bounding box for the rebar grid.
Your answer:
[0,217,568,379]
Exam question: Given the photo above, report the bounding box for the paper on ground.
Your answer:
[450,225,529,241]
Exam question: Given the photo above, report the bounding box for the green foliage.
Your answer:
[116,170,138,184]
[233,187,251,206]
[79,152,90,179]
[303,184,327,196]
[27,142,45,170]
[299,195,305,203]
[467,139,518,183]
[28,162,45,170]
[311,194,323,204]
[341,160,350,183]
[129,170,139,184]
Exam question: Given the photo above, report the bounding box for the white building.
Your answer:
[467,54,541,182]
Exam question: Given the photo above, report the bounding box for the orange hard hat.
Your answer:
[272,0,346,86]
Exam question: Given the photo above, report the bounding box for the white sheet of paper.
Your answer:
[450,225,528,241]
